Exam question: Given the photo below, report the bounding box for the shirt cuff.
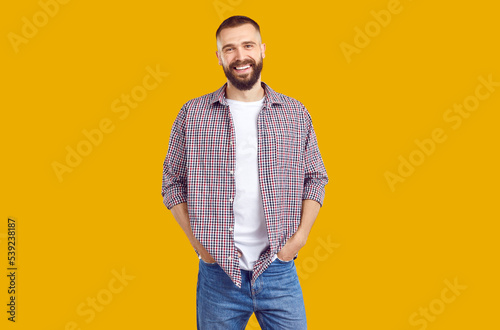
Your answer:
[162,189,188,210]
[302,183,325,207]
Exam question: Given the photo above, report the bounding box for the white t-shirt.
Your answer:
[226,96,271,270]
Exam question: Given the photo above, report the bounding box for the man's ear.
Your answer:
[216,50,222,65]
[261,43,266,58]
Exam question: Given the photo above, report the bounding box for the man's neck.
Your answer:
[225,79,265,102]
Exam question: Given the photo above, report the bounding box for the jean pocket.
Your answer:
[275,255,294,263]
[200,258,217,266]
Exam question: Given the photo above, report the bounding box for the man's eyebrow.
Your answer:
[222,41,257,50]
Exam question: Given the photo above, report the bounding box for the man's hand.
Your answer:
[200,253,216,263]
[277,230,307,261]
[277,199,321,261]
[171,202,216,263]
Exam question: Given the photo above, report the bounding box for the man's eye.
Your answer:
[245,45,253,48]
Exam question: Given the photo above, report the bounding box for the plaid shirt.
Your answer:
[162,81,328,288]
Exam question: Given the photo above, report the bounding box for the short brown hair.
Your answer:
[215,15,261,41]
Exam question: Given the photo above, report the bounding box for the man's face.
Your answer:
[216,24,266,91]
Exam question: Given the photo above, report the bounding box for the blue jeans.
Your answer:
[196,257,307,329]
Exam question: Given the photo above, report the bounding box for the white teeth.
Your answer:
[235,65,250,70]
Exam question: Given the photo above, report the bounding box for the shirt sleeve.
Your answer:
[302,105,329,206]
[162,105,188,209]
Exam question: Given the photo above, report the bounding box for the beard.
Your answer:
[222,55,263,91]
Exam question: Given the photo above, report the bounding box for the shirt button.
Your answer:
[229,198,233,202]
[229,170,234,175]
[228,256,233,260]
[228,227,234,232]
[230,141,233,146]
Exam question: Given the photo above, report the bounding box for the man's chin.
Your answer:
[232,75,250,82]
[224,66,261,90]
[233,69,252,78]
[227,76,253,89]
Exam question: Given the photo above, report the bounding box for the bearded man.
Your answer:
[162,15,328,329]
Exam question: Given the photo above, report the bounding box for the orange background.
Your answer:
[1,0,499,329]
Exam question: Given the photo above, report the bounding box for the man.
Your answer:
[162,15,328,329]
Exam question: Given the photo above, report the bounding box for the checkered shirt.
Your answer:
[162,81,328,288]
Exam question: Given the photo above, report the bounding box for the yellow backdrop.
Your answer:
[2,0,499,329]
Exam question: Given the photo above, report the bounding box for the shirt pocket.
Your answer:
[274,130,301,170]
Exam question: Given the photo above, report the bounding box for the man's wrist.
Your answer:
[291,229,308,248]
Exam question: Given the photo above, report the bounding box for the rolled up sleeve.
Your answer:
[162,106,188,209]
[302,107,329,206]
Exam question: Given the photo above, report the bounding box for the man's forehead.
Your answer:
[218,24,261,45]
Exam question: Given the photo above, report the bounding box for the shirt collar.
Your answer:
[210,81,284,108]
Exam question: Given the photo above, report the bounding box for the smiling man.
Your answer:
[218,22,264,94]
[162,15,328,329]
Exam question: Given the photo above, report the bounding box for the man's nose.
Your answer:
[234,47,245,61]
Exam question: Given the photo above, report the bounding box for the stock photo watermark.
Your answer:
[213,0,243,20]
[63,268,135,330]
[409,277,467,329]
[6,218,17,322]
[51,64,168,182]
[296,235,340,281]
[340,0,414,63]
[385,73,499,192]
[7,0,72,54]
[242,235,339,329]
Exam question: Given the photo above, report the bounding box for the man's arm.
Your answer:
[277,105,328,261]
[170,202,215,263]
[301,105,328,206]
[277,199,321,261]
[162,106,188,208]
[162,106,215,263]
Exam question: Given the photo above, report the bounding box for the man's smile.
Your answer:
[233,63,252,73]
